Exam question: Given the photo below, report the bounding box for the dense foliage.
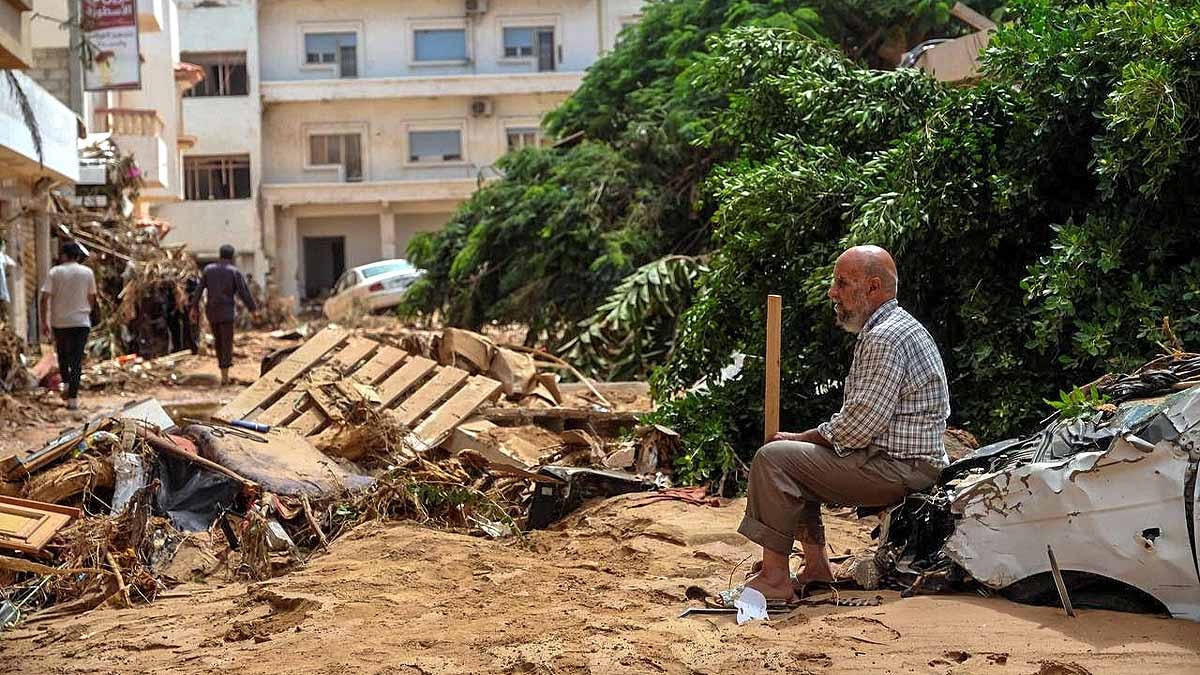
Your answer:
[403,0,992,359]
[650,0,1200,488]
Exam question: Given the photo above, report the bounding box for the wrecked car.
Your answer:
[879,355,1200,620]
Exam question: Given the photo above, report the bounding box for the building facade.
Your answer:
[164,0,643,301]
[1,0,80,342]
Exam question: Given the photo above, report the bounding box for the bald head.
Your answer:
[838,245,898,296]
[828,245,899,333]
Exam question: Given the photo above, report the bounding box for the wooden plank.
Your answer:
[475,407,641,425]
[377,356,438,408]
[764,294,781,444]
[258,390,308,427]
[217,328,349,422]
[288,407,329,436]
[414,376,503,449]
[393,367,469,427]
[350,345,409,386]
[329,337,377,373]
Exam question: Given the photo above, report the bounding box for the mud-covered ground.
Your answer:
[2,495,1198,674]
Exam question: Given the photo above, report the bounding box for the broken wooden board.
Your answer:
[413,376,503,449]
[225,331,505,457]
[216,327,349,422]
[0,496,81,555]
[438,328,494,372]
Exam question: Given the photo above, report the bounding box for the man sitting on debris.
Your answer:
[740,245,949,603]
[40,242,97,411]
[192,244,257,386]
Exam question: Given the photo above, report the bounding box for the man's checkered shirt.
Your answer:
[817,299,950,467]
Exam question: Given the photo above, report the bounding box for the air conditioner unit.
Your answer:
[470,98,493,117]
[465,0,488,15]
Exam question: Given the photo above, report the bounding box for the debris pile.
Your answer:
[868,352,1200,621]
[0,324,679,631]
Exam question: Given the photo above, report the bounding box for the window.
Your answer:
[409,130,462,162]
[304,32,357,77]
[183,52,248,97]
[308,133,363,182]
[413,29,467,62]
[506,127,541,151]
[502,26,555,71]
[184,156,251,200]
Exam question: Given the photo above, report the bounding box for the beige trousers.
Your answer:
[737,440,940,554]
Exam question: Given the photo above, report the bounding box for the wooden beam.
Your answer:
[764,294,782,444]
[951,2,997,31]
[393,367,470,427]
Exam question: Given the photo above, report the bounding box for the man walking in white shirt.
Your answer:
[39,242,97,410]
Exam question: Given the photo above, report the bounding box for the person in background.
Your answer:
[191,244,257,385]
[39,242,97,411]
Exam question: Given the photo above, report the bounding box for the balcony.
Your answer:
[94,108,170,189]
[262,175,481,209]
[0,0,33,69]
[261,71,585,104]
[0,70,79,182]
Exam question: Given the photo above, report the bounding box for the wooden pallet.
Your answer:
[216,327,502,450]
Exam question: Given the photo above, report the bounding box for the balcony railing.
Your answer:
[94,108,165,137]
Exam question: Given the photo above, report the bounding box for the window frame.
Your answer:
[408,18,471,66]
[181,51,249,97]
[302,122,369,182]
[298,22,364,76]
[497,15,561,66]
[183,155,253,201]
[404,121,468,166]
[504,125,543,152]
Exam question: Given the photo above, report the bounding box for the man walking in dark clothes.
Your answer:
[192,245,257,385]
[40,242,97,410]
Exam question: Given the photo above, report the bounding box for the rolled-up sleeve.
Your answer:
[818,337,905,452]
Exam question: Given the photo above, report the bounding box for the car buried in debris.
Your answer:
[878,355,1200,620]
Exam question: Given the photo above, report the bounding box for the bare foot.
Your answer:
[744,570,798,603]
[792,563,837,587]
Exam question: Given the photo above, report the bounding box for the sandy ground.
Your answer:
[2,495,1197,674]
[0,330,286,461]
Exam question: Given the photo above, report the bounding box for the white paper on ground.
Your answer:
[734,586,769,625]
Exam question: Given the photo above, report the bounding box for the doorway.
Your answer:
[303,236,345,299]
[536,29,555,71]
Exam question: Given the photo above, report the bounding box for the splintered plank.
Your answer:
[413,376,503,449]
[393,367,470,427]
[349,346,409,386]
[258,390,308,427]
[377,356,438,408]
[217,328,349,421]
[329,337,377,373]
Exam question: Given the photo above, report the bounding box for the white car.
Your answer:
[322,259,424,320]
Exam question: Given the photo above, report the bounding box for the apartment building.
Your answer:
[164,0,643,301]
[1,0,80,342]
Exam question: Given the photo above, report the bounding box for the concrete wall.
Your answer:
[261,92,566,184]
[395,211,450,259]
[25,47,72,110]
[259,0,644,81]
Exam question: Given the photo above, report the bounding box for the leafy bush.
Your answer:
[656,0,1200,485]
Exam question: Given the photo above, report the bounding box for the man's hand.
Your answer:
[769,428,833,448]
